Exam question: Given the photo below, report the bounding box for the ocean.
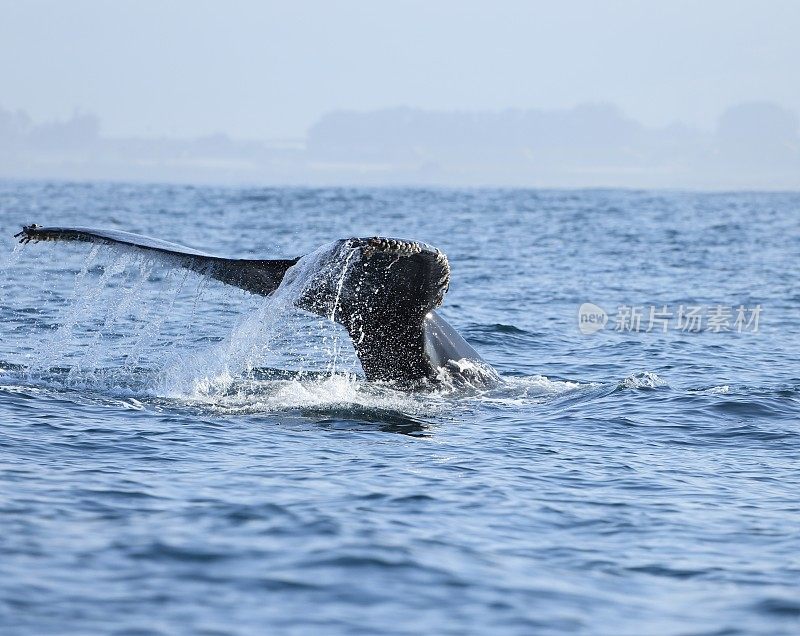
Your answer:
[1,181,799,635]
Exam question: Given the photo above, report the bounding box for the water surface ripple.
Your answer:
[1,182,799,635]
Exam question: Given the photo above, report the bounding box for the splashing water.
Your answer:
[326,247,358,376]
[5,235,599,417]
[9,240,409,411]
[619,370,669,390]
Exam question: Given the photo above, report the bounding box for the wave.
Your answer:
[618,371,669,390]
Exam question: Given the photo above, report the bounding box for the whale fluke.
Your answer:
[15,225,299,297]
[15,224,491,384]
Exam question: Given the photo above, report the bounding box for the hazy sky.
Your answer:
[1,0,798,139]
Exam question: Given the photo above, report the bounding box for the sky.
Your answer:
[1,0,798,140]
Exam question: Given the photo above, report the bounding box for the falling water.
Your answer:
[14,240,367,405]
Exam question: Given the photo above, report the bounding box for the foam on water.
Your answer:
[619,370,669,389]
[190,373,441,420]
[689,384,731,395]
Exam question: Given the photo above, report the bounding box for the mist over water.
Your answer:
[1,181,799,635]
[3,101,799,190]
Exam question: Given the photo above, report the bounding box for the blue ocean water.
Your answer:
[1,181,799,635]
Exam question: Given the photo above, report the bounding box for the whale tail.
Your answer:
[15,225,299,297]
[15,224,483,383]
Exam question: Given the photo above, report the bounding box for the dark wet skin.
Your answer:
[15,225,488,384]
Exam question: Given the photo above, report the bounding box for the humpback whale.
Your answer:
[15,224,492,384]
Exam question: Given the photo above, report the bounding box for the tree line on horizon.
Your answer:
[1,102,798,189]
